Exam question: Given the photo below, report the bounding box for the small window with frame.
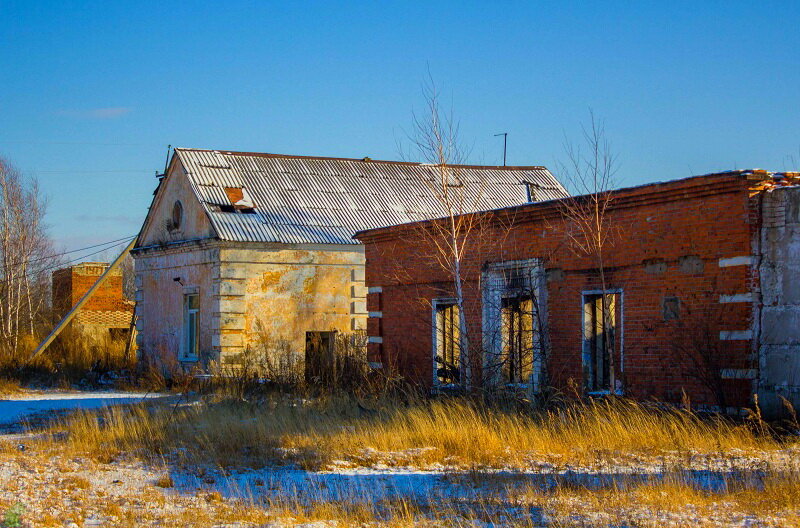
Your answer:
[434,301,461,386]
[182,292,200,361]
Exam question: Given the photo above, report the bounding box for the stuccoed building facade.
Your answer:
[131,148,566,372]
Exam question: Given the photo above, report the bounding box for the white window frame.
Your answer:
[481,259,544,392]
[181,288,200,362]
[431,298,461,389]
[581,288,624,396]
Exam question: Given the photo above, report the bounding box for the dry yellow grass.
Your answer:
[54,396,788,470]
[518,471,800,526]
[0,377,22,396]
[2,437,798,526]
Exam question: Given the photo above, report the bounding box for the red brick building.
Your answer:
[355,171,800,414]
[52,262,134,341]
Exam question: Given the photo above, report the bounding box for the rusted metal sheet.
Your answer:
[175,148,568,245]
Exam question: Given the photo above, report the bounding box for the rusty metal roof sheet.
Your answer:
[175,148,567,245]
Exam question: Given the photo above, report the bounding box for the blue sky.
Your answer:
[1,1,799,252]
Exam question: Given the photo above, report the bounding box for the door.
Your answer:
[305,331,336,385]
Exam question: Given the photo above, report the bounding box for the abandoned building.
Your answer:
[355,170,800,415]
[131,148,567,371]
[51,262,135,342]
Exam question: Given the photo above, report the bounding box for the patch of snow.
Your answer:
[0,391,173,428]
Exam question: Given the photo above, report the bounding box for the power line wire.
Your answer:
[21,235,136,267]
[32,170,152,174]
[0,236,135,287]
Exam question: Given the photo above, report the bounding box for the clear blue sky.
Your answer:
[1,1,798,253]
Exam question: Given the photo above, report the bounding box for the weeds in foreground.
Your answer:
[0,378,21,396]
[0,503,25,528]
[0,327,136,390]
[54,396,791,470]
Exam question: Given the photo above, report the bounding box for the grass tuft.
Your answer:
[54,396,789,470]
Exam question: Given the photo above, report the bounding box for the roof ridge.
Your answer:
[174,147,548,171]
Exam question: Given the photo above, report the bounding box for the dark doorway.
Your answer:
[305,331,336,385]
[583,292,619,392]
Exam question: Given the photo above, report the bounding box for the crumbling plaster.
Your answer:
[133,155,369,371]
[216,243,366,364]
[133,240,367,369]
[758,186,800,411]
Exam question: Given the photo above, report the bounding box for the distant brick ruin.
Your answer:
[51,262,135,342]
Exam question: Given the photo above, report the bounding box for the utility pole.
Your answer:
[494,132,508,166]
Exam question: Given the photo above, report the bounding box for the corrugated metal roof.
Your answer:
[175,148,568,245]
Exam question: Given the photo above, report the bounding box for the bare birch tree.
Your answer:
[0,157,56,359]
[556,111,620,393]
[400,79,490,389]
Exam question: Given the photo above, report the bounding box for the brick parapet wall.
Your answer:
[52,262,134,332]
[358,172,763,407]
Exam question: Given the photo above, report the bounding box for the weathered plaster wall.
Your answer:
[134,157,368,371]
[214,243,367,365]
[133,240,367,371]
[133,242,219,368]
[138,160,214,247]
[758,186,800,412]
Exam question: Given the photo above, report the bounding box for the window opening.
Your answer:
[183,293,200,361]
[170,200,183,231]
[434,302,460,385]
[501,295,534,384]
[583,292,618,392]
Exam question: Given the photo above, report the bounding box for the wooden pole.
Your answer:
[28,237,137,363]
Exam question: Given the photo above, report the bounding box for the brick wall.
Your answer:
[52,262,134,331]
[358,172,769,408]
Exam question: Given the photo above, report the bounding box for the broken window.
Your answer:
[182,293,200,361]
[501,295,534,384]
[582,292,619,392]
[434,301,460,385]
[482,259,544,390]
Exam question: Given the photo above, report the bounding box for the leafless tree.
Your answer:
[0,157,57,357]
[669,301,730,409]
[556,111,620,393]
[398,78,495,389]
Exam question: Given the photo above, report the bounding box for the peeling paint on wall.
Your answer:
[133,240,366,371]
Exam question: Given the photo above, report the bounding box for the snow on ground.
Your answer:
[167,464,774,504]
[0,391,172,431]
[0,395,797,526]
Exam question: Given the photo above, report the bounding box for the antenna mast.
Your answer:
[494,133,508,166]
[163,144,172,174]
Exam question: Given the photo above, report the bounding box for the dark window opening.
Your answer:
[663,296,680,320]
[170,200,183,231]
[501,295,534,384]
[583,293,618,392]
[435,302,460,385]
